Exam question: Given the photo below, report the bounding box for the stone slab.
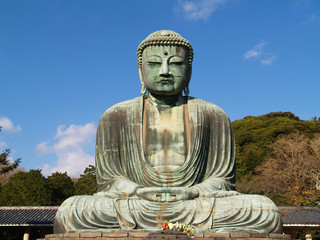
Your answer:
[80,232,103,238]
[39,232,291,240]
[103,232,129,238]
[204,233,230,238]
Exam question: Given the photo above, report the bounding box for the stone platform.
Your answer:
[38,231,291,240]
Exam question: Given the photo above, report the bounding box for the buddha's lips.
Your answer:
[157,78,173,83]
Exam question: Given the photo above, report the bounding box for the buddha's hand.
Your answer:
[136,187,199,202]
[94,179,142,198]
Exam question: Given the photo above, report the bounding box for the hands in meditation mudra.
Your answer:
[54,30,282,234]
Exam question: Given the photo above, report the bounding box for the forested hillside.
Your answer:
[0,112,319,207]
[234,112,320,206]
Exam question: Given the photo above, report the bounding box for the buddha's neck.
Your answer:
[147,92,184,107]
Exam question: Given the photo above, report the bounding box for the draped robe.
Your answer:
[54,96,282,233]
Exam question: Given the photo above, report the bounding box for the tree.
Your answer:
[0,167,23,186]
[0,169,52,206]
[0,127,21,185]
[233,112,320,182]
[0,149,21,175]
[74,165,98,195]
[255,133,320,206]
[309,135,320,191]
[47,172,75,205]
[0,127,21,175]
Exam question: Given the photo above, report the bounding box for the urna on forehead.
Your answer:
[137,30,194,67]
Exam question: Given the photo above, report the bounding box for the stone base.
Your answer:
[38,231,291,240]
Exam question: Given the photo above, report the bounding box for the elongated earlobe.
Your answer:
[183,85,189,96]
[184,67,191,96]
[138,67,147,95]
[141,84,147,95]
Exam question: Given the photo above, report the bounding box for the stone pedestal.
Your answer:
[38,231,291,240]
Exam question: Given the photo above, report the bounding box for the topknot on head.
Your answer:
[137,30,193,67]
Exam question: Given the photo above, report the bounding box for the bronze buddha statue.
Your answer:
[54,30,282,234]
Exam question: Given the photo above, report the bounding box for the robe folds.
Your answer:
[54,96,282,233]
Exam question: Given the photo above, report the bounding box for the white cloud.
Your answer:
[243,40,266,59]
[243,49,259,59]
[0,116,21,132]
[178,0,226,21]
[41,149,94,178]
[261,55,277,66]
[244,40,276,66]
[35,142,52,154]
[0,141,6,149]
[302,14,317,26]
[36,123,96,177]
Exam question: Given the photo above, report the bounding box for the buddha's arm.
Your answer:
[188,103,238,198]
[190,178,239,198]
[95,177,142,198]
[95,111,143,198]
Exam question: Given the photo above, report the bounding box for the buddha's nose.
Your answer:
[159,61,170,76]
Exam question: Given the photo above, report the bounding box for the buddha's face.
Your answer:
[141,45,191,96]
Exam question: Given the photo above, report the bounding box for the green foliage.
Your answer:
[74,165,98,195]
[0,169,52,206]
[0,166,98,206]
[0,149,21,175]
[263,111,300,120]
[47,172,75,205]
[0,128,21,185]
[233,112,320,181]
[234,112,320,206]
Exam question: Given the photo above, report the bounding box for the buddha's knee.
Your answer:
[213,194,281,233]
[54,196,77,233]
[214,194,279,214]
[249,194,278,210]
[54,195,119,233]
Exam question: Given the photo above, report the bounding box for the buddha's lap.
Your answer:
[54,193,281,233]
[56,193,279,221]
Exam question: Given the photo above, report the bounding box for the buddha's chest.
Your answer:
[143,103,188,172]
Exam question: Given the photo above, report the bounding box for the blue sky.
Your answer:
[0,0,319,177]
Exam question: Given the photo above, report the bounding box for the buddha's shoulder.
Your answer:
[188,97,228,116]
[100,97,141,120]
[109,97,141,109]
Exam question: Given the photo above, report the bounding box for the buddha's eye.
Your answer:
[169,61,184,65]
[147,57,162,65]
[147,61,161,65]
[169,56,185,65]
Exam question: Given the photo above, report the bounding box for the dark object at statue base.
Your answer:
[39,230,291,240]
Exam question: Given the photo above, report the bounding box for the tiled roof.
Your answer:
[0,206,59,226]
[0,206,319,227]
[278,206,320,226]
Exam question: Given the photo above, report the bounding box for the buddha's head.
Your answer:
[137,30,193,96]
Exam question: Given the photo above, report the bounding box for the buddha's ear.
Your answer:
[187,65,192,83]
[186,65,192,87]
[185,66,192,96]
[138,66,143,84]
[138,67,147,95]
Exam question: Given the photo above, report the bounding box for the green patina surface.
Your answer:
[54,30,282,234]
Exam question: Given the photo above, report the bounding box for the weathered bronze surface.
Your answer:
[54,30,283,234]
